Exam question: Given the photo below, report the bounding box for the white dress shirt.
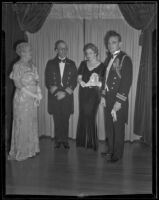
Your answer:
[58,57,66,86]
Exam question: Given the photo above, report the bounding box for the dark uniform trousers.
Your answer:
[45,56,77,145]
[105,105,125,159]
[102,51,133,159]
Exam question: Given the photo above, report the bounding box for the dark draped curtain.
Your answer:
[13,3,53,33]
[118,3,157,145]
[2,2,53,152]
[2,3,27,152]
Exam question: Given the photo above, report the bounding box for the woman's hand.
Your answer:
[80,81,86,87]
[78,75,86,87]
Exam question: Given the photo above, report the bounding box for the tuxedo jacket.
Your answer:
[101,51,133,123]
[45,56,77,115]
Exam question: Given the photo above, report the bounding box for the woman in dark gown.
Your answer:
[76,43,105,151]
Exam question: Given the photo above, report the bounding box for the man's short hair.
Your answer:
[104,30,122,49]
[54,40,67,50]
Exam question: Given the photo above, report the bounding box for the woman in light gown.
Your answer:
[8,42,42,161]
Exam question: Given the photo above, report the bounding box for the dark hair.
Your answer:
[54,40,67,50]
[104,30,121,49]
[83,43,98,56]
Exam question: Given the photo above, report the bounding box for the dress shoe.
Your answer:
[101,151,109,156]
[63,143,70,149]
[107,156,119,163]
[105,154,113,161]
[54,143,61,148]
[101,152,112,159]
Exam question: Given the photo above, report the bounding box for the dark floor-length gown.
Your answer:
[76,60,105,150]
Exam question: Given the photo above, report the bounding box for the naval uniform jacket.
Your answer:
[101,51,133,123]
[45,56,77,115]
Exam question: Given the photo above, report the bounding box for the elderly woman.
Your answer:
[76,43,105,151]
[8,42,42,161]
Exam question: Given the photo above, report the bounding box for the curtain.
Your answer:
[119,3,157,145]
[152,29,156,148]
[2,3,27,152]
[133,19,156,145]
[13,3,53,33]
[27,17,142,141]
[118,3,156,30]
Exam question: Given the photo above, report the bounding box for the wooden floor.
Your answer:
[5,137,152,196]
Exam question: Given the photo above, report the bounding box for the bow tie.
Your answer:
[110,52,119,59]
[58,58,66,63]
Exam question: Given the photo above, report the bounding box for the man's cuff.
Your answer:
[50,86,58,95]
[65,87,73,95]
[116,92,127,104]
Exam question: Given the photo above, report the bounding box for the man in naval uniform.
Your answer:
[45,40,77,149]
[101,31,133,162]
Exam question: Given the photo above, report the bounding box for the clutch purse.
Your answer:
[85,73,102,87]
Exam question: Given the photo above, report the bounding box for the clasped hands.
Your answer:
[50,86,66,100]
[55,91,66,100]
[50,86,73,100]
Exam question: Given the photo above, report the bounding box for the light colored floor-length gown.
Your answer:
[8,61,42,161]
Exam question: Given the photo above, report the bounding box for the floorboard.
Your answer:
[5,138,152,196]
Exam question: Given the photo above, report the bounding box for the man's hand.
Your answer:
[50,86,58,94]
[100,97,106,107]
[111,109,117,122]
[113,101,121,112]
[55,91,66,100]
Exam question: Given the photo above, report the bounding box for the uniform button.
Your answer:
[114,77,117,79]
[113,82,115,84]
[111,87,113,89]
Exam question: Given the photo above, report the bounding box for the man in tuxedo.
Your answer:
[45,40,77,149]
[101,31,133,162]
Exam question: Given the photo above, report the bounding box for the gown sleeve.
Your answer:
[10,63,24,89]
[78,61,85,76]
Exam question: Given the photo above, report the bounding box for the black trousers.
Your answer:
[104,107,125,159]
[53,109,70,144]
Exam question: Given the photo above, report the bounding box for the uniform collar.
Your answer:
[113,50,120,56]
